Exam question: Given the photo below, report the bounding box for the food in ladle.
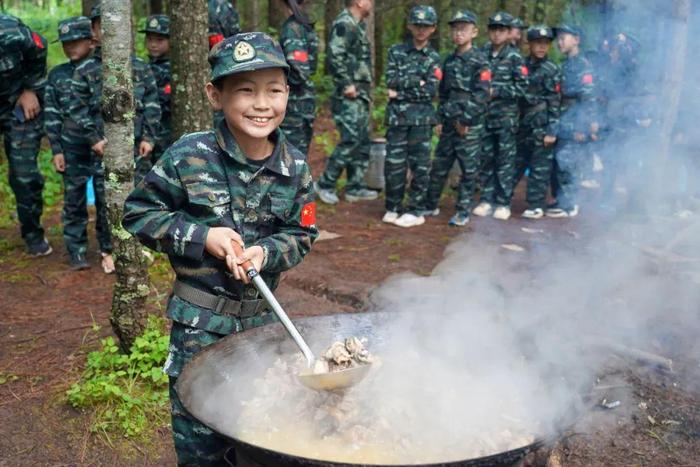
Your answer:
[312,337,374,374]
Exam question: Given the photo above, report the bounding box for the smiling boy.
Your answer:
[122,33,318,465]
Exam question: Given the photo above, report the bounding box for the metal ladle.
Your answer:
[231,243,371,391]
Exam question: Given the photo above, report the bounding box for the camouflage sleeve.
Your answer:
[326,20,353,91]
[397,53,441,102]
[545,66,562,136]
[68,65,103,146]
[579,64,598,125]
[139,65,162,145]
[254,162,318,273]
[463,58,491,125]
[384,46,401,90]
[122,152,209,260]
[222,2,241,37]
[43,70,63,155]
[19,26,48,92]
[281,22,312,88]
[493,52,528,100]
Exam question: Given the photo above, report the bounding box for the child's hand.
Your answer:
[435,124,442,136]
[574,132,586,142]
[455,122,469,136]
[139,141,154,157]
[92,139,107,156]
[205,227,244,262]
[590,121,600,135]
[343,84,358,99]
[387,89,398,99]
[53,153,65,172]
[227,245,264,284]
[17,90,41,120]
[543,135,557,147]
[419,80,426,87]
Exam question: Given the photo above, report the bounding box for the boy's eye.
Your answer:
[237,87,254,93]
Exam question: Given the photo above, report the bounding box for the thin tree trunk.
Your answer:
[81,0,97,16]
[243,0,262,31]
[101,0,150,352]
[268,0,286,33]
[374,0,384,83]
[150,0,164,14]
[533,0,546,23]
[170,0,212,138]
[324,0,342,44]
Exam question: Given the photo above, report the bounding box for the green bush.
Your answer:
[66,316,170,439]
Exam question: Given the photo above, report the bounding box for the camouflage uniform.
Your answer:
[552,25,597,212]
[208,0,240,48]
[316,8,374,197]
[424,10,490,219]
[383,6,440,215]
[0,14,48,248]
[122,33,318,466]
[45,17,111,258]
[479,12,529,209]
[69,47,162,187]
[279,14,319,156]
[515,26,561,211]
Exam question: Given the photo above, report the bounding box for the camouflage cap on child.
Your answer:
[208,32,289,82]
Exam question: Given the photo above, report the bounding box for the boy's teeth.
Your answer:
[250,117,270,123]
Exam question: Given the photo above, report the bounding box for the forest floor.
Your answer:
[1,112,698,466]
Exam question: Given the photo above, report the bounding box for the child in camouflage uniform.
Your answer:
[382,5,441,228]
[45,16,113,271]
[422,9,490,227]
[123,33,318,465]
[140,14,172,163]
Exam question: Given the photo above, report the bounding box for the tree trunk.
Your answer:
[533,0,546,23]
[101,0,150,352]
[170,0,212,139]
[81,0,97,16]
[268,0,286,33]
[324,0,342,44]
[374,0,384,83]
[150,0,164,14]
[243,0,263,31]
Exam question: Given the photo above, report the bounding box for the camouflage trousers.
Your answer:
[424,124,482,215]
[280,97,315,157]
[480,124,517,207]
[384,125,432,214]
[61,135,111,254]
[0,107,45,245]
[552,139,588,209]
[317,97,371,194]
[515,128,555,210]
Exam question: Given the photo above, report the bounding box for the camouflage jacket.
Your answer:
[559,53,597,139]
[148,55,172,144]
[485,43,528,128]
[0,14,47,110]
[326,9,373,101]
[438,46,491,127]
[122,121,318,334]
[208,0,240,39]
[520,55,561,136]
[384,42,441,127]
[280,15,319,100]
[69,48,162,146]
[44,61,79,155]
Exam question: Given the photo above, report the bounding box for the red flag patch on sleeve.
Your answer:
[520,65,529,76]
[208,33,224,49]
[433,67,443,81]
[292,50,309,62]
[555,83,561,93]
[480,69,492,81]
[300,202,316,227]
[582,73,594,85]
[31,31,45,49]
[164,83,172,95]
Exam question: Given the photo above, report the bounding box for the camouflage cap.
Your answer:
[555,24,583,37]
[90,3,101,20]
[511,17,528,29]
[140,14,170,36]
[448,9,477,25]
[408,5,438,26]
[488,11,514,28]
[55,16,93,43]
[527,24,554,41]
[209,32,289,82]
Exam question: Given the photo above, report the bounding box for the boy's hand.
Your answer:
[227,245,264,284]
[419,80,426,87]
[17,90,41,121]
[387,89,398,99]
[53,153,65,172]
[139,141,154,157]
[205,227,244,262]
[543,135,557,147]
[343,84,357,99]
[455,122,469,136]
[590,121,600,135]
[574,132,586,142]
[92,139,107,156]
[435,124,442,136]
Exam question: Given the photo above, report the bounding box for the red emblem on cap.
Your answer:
[31,31,44,49]
[208,33,224,49]
[300,202,316,227]
[433,67,443,81]
[292,50,309,62]
[582,73,594,85]
[164,83,172,95]
[480,69,492,81]
[520,65,529,76]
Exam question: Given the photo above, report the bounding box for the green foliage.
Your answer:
[311,51,334,105]
[66,316,170,439]
[371,82,388,136]
[312,131,335,157]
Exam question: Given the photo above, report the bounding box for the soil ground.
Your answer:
[1,113,698,466]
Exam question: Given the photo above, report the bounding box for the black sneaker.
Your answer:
[70,252,90,270]
[27,237,53,257]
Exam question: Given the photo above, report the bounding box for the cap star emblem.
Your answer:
[417,11,425,19]
[60,24,70,34]
[495,14,502,21]
[233,40,255,62]
[540,28,547,35]
[149,18,159,27]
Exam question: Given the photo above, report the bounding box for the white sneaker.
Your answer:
[546,204,579,218]
[472,202,493,217]
[393,213,425,228]
[420,208,440,217]
[581,179,600,189]
[521,208,544,219]
[382,211,399,224]
[493,206,511,220]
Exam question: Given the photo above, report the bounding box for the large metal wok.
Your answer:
[176,312,544,467]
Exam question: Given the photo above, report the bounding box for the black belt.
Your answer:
[173,280,267,318]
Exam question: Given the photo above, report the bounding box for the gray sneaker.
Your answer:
[420,208,440,217]
[314,182,339,205]
[345,189,379,202]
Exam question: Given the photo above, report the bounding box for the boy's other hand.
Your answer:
[227,245,264,284]
[435,124,442,136]
[139,141,154,157]
[17,90,41,121]
[387,89,398,99]
[419,80,426,87]
[455,122,469,136]
[543,135,557,147]
[53,153,65,172]
[92,139,107,156]
[205,227,244,263]
[590,121,599,135]
[343,84,358,99]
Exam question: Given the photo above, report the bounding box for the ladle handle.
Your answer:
[230,241,255,273]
